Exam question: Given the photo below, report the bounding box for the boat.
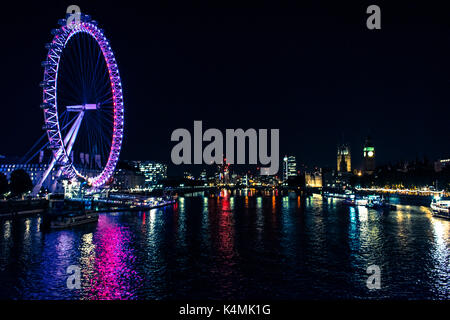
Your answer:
[343,194,368,207]
[430,199,450,219]
[49,211,99,229]
[323,190,369,206]
[322,190,353,200]
[47,193,65,215]
[365,195,396,210]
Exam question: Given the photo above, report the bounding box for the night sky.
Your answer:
[1,1,449,175]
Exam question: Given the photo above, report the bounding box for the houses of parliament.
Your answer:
[336,136,376,175]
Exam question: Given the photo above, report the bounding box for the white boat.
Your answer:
[343,194,368,207]
[365,195,396,210]
[430,200,450,219]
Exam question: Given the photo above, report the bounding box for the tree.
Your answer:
[0,173,8,197]
[9,169,33,197]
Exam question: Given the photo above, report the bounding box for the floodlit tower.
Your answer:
[363,136,376,174]
[337,144,351,173]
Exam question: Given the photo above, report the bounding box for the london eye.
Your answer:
[34,13,124,193]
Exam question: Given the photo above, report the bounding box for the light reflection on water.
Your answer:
[0,193,448,300]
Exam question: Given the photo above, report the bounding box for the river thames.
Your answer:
[0,191,448,300]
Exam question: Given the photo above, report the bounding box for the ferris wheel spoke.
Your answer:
[86,115,109,162]
[89,49,104,97]
[91,47,105,91]
[100,94,114,106]
[101,95,114,103]
[85,37,98,100]
[58,61,83,100]
[87,37,105,103]
[59,48,79,88]
[94,76,113,98]
[58,89,83,110]
[89,116,113,147]
[59,63,85,103]
[75,35,87,98]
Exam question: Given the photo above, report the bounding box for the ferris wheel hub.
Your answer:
[66,104,99,112]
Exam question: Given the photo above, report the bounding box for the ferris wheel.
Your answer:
[33,13,124,194]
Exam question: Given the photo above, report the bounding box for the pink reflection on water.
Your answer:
[218,196,234,257]
[83,215,142,300]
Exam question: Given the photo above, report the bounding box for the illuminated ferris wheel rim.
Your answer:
[41,17,124,188]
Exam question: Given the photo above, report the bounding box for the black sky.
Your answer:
[1,1,449,175]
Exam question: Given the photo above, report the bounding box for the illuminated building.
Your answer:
[0,163,56,191]
[0,157,111,194]
[434,159,450,173]
[130,161,167,186]
[242,174,249,186]
[305,169,323,188]
[337,143,351,173]
[363,136,376,174]
[113,168,146,191]
[218,156,230,183]
[184,171,194,180]
[283,156,297,182]
[0,154,99,193]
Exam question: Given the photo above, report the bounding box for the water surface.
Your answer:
[0,192,448,299]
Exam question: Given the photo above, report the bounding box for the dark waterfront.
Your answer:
[0,191,448,300]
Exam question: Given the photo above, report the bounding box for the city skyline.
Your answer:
[0,1,448,305]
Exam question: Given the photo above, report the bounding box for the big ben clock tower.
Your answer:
[363,136,376,174]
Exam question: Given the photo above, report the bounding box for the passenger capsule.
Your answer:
[82,14,91,22]
[45,43,55,50]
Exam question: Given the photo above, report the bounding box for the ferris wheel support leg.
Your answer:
[50,112,85,193]
[32,155,59,196]
[33,112,85,196]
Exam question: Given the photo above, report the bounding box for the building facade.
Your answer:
[130,161,167,186]
[305,169,323,188]
[0,163,57,192]
[337,144,351,173]
[283,156,297,181]
[434,159,450,172]
[113,168,146,191]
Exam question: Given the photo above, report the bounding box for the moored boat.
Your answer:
[343,194,368,207]
[322,190,353,200]
[365,195,396,210]
[430,199,450,219]
[49,211,99,229]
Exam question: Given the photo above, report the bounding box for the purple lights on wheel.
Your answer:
[41,16,124,188]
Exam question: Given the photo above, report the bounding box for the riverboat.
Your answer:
[430,199,450,219]
[365,195,396,210]
[49,211,99,229]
